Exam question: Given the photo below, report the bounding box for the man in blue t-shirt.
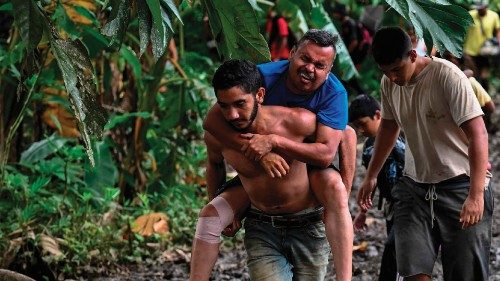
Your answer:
[190,30,355,281]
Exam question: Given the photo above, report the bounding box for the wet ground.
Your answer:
[92,99,500,281]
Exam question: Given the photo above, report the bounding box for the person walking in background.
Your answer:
[357,26,492,281]
[349,94,405,281]
[331,3,372,69]
[442,51,496,134]
[463,0,500,91]
[265,9,295,61]
[331,3,372,96]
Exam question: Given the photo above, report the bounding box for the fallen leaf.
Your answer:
[132,212,170,237]
[39,234,63,258]
[353,241,369,252]
[365,217,376,227]
[162,249,191,262]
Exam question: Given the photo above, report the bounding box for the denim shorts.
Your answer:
[243,209,330,281]
[392,175,493,281]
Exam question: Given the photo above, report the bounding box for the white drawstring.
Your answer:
[425,185,438,228]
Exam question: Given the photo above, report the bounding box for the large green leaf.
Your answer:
[289,0,313,17]
[202,0,270,63]
[146,0,169,60]
[102,0,131,47]
[309,5,357,80]
[385,0,473,56]
[11,0,45,51]
[137,0,152,56]
[20,135,68,165]
[275,0,309,35]
[161,0,183,24]
[50,37,108,166]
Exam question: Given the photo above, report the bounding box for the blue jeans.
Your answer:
[244,217,330,281]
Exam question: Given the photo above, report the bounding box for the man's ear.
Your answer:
[256,87,266,103]
[374,110,382,120]
[289,46,297,60]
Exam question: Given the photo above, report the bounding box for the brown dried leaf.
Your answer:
[132,212,169,237]
[364,217,376,227]
[1,237,25,268]
[63,0,96,25]
[353,241,369,252]
[42,104,80,137]
[162,249,190,262]
[39,234,63,257]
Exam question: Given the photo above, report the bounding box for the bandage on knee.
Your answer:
[194,197,234,244]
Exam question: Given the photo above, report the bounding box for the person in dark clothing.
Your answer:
[332,4,372,68]
[332,4,372,96]
[349,94,405,281]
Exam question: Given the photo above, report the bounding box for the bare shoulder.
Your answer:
[204,131,223,150]
[278,107,317,134]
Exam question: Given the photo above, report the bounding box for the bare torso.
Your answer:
[216,106,319,214]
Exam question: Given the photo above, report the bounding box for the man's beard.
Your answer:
[229,99,259,132]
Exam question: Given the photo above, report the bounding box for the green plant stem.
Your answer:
[0,55,45,182]
[179,23,184,59]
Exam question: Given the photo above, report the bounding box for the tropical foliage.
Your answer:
[0,0,484,278]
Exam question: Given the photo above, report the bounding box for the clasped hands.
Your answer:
[240,133,289,178]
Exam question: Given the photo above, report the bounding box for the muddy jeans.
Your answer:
[243,209,330,281]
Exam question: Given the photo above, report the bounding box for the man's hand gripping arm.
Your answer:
[242,123,343,168]
[204,105,290,177]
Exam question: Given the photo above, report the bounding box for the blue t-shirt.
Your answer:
[257,60,348,130]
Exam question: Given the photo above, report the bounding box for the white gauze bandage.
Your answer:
[194,197,234,244]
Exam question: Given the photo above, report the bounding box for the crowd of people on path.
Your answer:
[187,1,498,280]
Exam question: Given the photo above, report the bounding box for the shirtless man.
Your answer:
[192,59,331,280]
[190,30,354,281]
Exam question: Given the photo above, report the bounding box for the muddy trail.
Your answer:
[93,105,500,281]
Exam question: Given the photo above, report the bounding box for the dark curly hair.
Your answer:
[212,59,263,95]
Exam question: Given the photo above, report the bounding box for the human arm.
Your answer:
[204,105,291,177]
[357,118,400,211]
[459,116,488,229]
[482,100,495,114]
[242,123,342,168]
[204,131,226,200]
[339,125,357,194]
[353,210,367,233]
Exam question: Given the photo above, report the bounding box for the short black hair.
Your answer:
[296,29,338,53]
[332,4,347,17]
[212,59,263,95]
[348,94,381,122]
[371,26,412,65]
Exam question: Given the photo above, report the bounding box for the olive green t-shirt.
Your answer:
[380,57,485,183]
